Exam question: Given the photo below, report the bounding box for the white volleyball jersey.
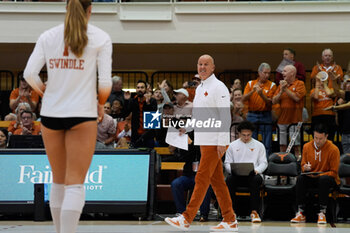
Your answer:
[24,24,112,118]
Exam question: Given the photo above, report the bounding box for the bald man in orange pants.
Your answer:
[165,55,237,232]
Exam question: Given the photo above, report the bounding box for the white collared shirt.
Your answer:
[192,74,231,146]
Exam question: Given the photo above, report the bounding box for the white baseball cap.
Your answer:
[174,88,189,98]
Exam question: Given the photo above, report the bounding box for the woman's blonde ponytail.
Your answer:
[64,0,91,58]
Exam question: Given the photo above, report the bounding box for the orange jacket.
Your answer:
[301,140,340,184]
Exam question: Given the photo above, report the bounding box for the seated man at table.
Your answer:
[13,110,41,135]
[291,123,340,224]
[224,121,267,223]
[170,131,212,222]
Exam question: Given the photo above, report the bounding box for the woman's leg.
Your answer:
[64,121,97,185]
[61,121,97,233]
[41,125,67,233]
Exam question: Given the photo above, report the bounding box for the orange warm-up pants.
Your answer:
[182,146,236,223]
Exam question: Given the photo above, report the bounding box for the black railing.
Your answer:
[112,71,149,89]
[150,71,197,89]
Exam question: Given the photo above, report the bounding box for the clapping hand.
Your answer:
[124,91,131,100]
[328,72,340,81]
[22,127,31,135]
[280,80,288,90]
[144,92,152,103]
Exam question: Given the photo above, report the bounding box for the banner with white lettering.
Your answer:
[0,154,149,202]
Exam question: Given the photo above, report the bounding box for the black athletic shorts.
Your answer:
[41,116,97,130]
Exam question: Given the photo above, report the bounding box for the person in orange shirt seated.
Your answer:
[272,65,306,157]
[310,76,336,142]
[310,48,343,88]
[291,124,340,225]
[7,102,33,134]
[243,63,277,156]
[9,76,39,112]
[13,110,41,135]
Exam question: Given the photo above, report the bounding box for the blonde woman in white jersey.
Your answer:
[23,0,112,232]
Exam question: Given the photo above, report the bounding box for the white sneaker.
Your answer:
[250,211,261,223]
[165,214,190,231]
[210,220,238,232]
[317,212,327,224]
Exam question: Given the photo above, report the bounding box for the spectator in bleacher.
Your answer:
[13,110,41,135]
[0,129,9,149]
[231,78,242,92]
[159,79,175,103]
[291,124,339,225]
[107,75,128,107]
[153,88,165,112]
[127,80,157,148]
[170,131,212,222]
[275,48,306,85]
[7,102,32,134]
[4,113,16,122]
[104,102,112,116]
[9,76,39,112]
[231,88,247,118]
[174,88,193,117]
[310,49,343,88]
[155,80,173,113]
[242,63,277,156]
[325,72,350,153]
[96,108,116,149]
[116,114,131,147]
[310,75,336,142]
[224,121,267,223]
[110,99,125,122]
[230,88,245,142]
[272,65,306,157]
[183,74,201,102]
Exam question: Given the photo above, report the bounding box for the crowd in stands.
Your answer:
[0,48,349,224]
[0,48,349,155]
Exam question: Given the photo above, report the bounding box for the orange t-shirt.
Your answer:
[310,88,335,117]
[10,88,39,105]
[13,123,41,135]
[243,79,277,111]
[301,140,340,184]
[8,120,20,134]
[274,80,306,124]
[310,64,343,88]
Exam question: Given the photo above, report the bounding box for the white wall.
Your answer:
[1,2,350,73]
[1,1,350,43]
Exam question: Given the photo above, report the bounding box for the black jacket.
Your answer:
[127,96,157,144]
